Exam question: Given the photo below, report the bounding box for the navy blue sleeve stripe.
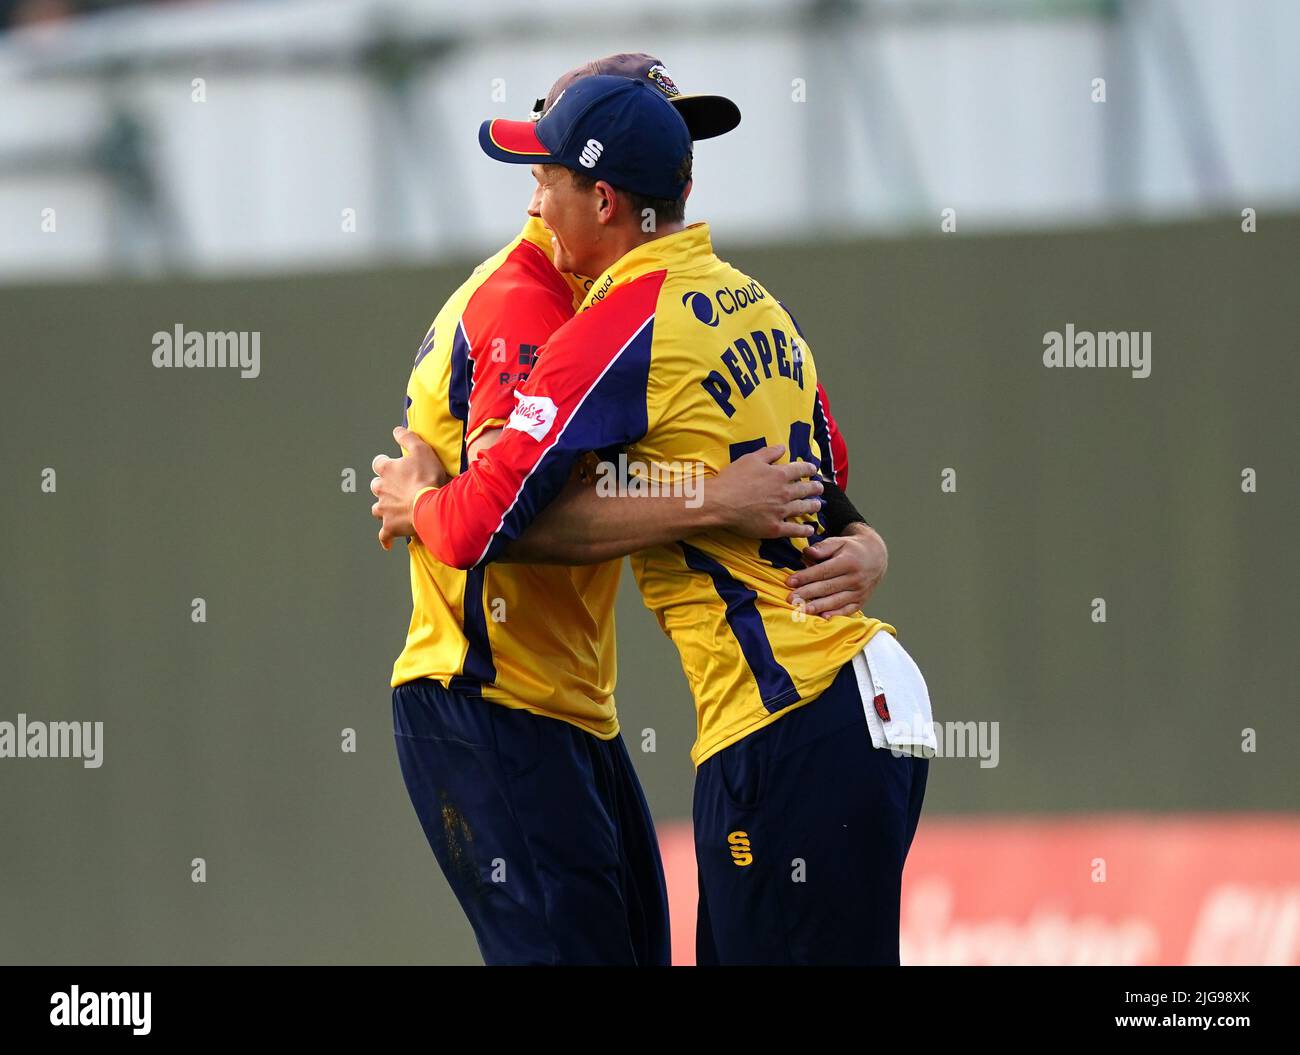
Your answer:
[810,389,836,485]
[473,314,655,568]
[414,325,437,370]
[448,320,476,473]
[446,320,496,685]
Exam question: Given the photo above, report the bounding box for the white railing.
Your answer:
[0,0,1295,282]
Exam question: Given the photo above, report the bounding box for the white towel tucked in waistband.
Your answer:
[850,632,938,758]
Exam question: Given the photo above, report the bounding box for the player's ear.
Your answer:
[680,178,693,204]
[593,180,618,226]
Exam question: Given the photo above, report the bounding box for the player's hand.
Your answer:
[786,522,887,618]
[705,445,823,539]
[370,426,449,551]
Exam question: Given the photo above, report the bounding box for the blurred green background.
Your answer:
[2,214,1297,964]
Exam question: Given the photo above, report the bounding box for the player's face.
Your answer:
[529,164,601,276]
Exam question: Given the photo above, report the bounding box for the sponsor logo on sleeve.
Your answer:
[506,392,558,441]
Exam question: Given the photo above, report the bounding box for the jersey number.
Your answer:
[729,421,825,569]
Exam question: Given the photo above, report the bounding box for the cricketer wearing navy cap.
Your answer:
[377,56,897,967]
[408,60,927,967]
[480,75,693,201]
[376,56,866,968]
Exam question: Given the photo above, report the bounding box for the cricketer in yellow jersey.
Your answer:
[371,74,930,966]
[373,73,932,965]
[371,56,889,966]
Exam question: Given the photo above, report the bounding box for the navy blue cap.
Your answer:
[479,74,692,200]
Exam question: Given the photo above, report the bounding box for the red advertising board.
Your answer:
[659,815,1300,965]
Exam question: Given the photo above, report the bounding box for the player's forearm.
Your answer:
[412,457,523,569]
[499,477,714,565]
[832,496,885,576]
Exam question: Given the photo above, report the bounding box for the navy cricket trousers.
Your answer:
[693,659,928,965]
[393,678,671,966]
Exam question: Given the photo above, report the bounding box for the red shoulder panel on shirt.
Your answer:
[461,238,575,439]
[534,268,668,376]
[414,268,668,570]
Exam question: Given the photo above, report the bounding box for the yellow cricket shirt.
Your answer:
[413,222,894,763]
[391,217,622,739]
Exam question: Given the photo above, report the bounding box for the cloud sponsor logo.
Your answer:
[684,281,768,327]
[587,272,615,305]
[682,290,718,327]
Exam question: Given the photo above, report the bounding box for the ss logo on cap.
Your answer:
[578,138,604,168]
